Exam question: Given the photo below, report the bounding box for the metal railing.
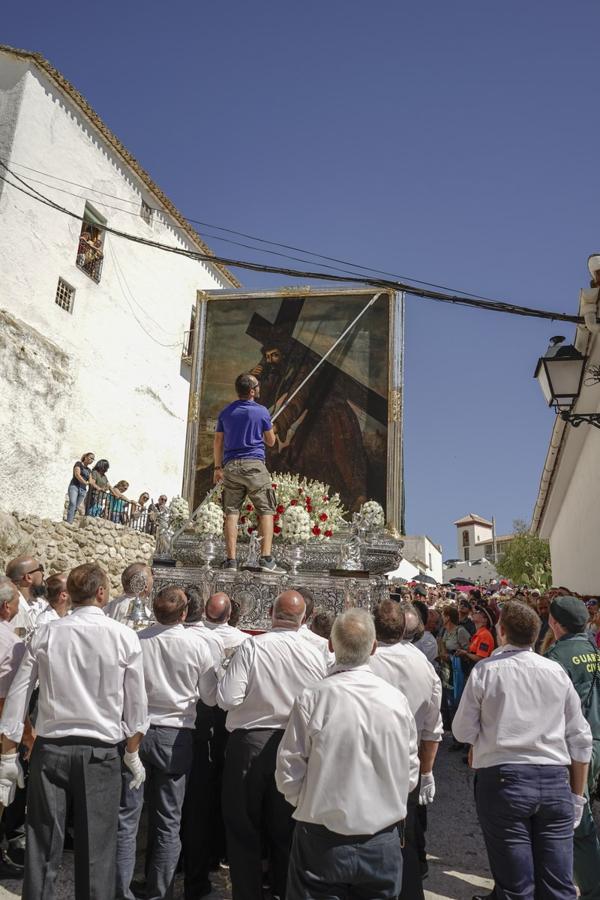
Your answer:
[76,239,104,283]
[84,490,156,534]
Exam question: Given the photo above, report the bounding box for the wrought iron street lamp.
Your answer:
[534,336,600,428]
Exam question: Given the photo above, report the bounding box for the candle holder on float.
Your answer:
[124,572,154,631]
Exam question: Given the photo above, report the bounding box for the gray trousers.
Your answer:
[116,726,193,900]
[287,821,403,900]
[24,736,121,900]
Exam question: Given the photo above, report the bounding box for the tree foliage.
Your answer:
[496,519,552,589]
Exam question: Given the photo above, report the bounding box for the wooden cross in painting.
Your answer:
[245,297,387,426]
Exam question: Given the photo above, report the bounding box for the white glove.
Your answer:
[572,793,586,830]
[0,752,25,807]
[419,772,435,805]
[123,750,146,791]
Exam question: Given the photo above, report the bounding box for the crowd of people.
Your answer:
[0,550,598,900]
[66,452,168,530]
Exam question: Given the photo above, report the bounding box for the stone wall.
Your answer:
[0,509,156,593]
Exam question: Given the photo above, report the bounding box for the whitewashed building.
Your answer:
[0,45,238,518]
[531,260,600,593]
[453,513,513,564]
[401,535,443,584]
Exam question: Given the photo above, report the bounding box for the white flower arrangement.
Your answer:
[360,500,385,530]
[239,472,348,541]
[195,502,224,536]
[281,505,311,543]
[169,496,190,530]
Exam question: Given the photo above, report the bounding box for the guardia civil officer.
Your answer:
[546,595,600,900]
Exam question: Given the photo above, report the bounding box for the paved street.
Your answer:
[0,735,596,900]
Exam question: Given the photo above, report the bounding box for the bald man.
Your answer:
[204,592,249,653]
[218,591,328,900]
[104,563,154,626]
[36,574,70,627]
[5,556,46,637]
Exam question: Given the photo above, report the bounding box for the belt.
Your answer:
[38,736,117,749]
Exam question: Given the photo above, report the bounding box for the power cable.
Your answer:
[0,162,583,325]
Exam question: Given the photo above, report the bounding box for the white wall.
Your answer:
[0,55,232,518]
[402,535,443,584]
[443,558,499,584]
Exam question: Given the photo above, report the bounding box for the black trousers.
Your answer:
[222,728,295,900]
[398,781,425,900]
[24,736,121,900]
[181,702,229,898]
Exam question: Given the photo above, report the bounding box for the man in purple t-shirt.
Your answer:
[213,373,284,573]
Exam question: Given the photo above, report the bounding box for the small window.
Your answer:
[140,199,153,227]
[76,202,106,283]
[462,530,470,546]
[55,278,75,313]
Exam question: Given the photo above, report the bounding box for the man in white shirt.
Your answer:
[204,591,249,654]
[218,590,328,900]
[35,572,70,626]
[0,563,148,900]
[369,599,442,900]
[0,577,28,880]
[296,587,335,667]
[276,607,419,900]
[5,555,46,637]
[116,585,217,900]
[104,562,154,625]
[453,601,592,900]
[180,587,229,899]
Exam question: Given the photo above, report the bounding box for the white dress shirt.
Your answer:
[0,605,149,744]
[369,641,443,742]
[204,620,249,653]
[299,624,335,667]
[104,593,152,625]
[452,645,592,768]
[0,622,26,700]
[185,622,226,670]
[218,629,328,731]
[413,631,439,664]
[138,623,217,728]
[11,592,40,637]
[35,605,60,627]
[276,665,419,835]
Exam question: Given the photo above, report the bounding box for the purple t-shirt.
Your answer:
[216,400,272,465]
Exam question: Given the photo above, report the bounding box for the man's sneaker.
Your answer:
[0,850,24,879]
[221,558,237,570]
[259,556,286,574]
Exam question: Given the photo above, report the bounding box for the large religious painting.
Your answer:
[184,287,404,530]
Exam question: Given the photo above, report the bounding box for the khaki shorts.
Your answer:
[222,459,277,516]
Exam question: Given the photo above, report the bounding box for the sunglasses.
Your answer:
[25,565,44,576]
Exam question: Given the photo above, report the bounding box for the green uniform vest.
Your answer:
[546,634,600,739]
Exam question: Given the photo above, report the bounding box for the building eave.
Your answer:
[0,43,240,288]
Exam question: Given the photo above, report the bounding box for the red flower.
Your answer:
[248,526,255,533]
[324,529,333,538]
[277,505,285,514]
[319,513,328,522]
[290,499,298,506]
[240,516,246,524]
[246,504,253,511]
[274,525,282,534]
[322,495,329,501]
[273,514,279,522]
[306,506,313,514]
[272,483,277,489]
[312,525,321,536]
[305,496,311,503]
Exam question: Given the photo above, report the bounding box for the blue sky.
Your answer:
[4,1,599,556]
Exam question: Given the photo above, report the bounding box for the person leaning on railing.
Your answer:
[107,481,136,524]
[87,460,112,516]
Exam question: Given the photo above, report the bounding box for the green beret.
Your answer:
[413,585,427,597]
[550,596,589,633]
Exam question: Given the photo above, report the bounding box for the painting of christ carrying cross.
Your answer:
[190,288,399,517]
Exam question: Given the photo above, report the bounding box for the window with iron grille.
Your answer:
[55,278,75,313]
[140,199,154,227]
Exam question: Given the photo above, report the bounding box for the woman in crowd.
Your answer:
[455,605,496,674]
[130,492,150,528]
[107,480,134,524]
[439,605,471,730]
[66,452,95,523]
[87,459,112,516]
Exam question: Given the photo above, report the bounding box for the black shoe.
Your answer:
[130,879,147,899]
[5,844,25,868]
[0,850,24,879]
[221,558,237,570]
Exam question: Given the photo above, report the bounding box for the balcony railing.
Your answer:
[84,490,156,534]
[76,239,104,283]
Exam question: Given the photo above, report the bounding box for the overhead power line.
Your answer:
[0,161,583,325]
